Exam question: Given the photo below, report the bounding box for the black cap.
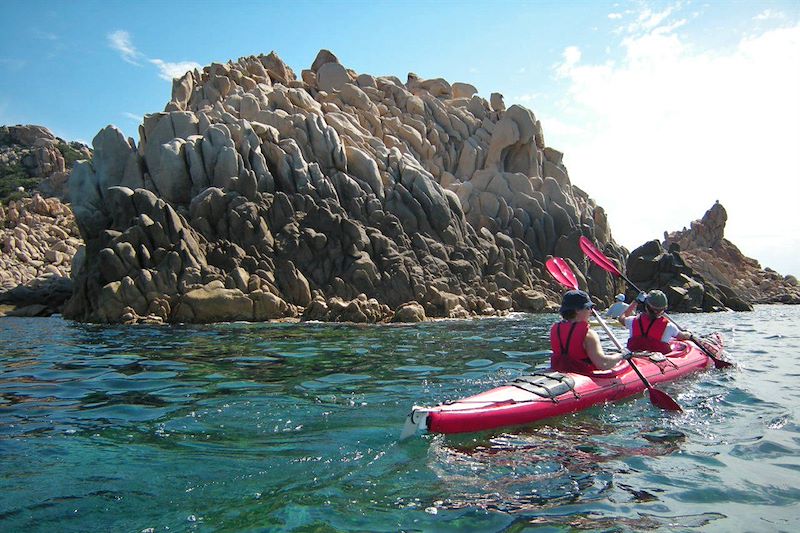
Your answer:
[560,290,594,313]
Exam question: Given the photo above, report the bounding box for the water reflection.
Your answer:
[428,420,684,513]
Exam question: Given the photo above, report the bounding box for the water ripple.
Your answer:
[0,306,798,531]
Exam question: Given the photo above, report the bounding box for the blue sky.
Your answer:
[2,0,799,275]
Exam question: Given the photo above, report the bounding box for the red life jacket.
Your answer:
[627,314,671,354]
[550,321,596,374]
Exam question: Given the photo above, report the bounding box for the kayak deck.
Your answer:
[409,336,723,436]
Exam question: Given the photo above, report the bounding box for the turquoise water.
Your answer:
[1,306,798,532]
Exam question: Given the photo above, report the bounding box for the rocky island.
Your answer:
[59,49,624,324]
[0,51,795,322]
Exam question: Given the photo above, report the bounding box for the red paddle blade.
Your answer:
[648,388,683,411]
[693,333,735,369]
[712,358,735,369]
[579,236,622,277]
[545,257,578,290]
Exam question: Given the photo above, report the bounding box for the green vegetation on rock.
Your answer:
[0,161,37,204]
[57,141,88,168]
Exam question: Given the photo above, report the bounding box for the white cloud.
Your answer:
[149,59,202,81]
[108,30,140,65]
[550,10,800,274]
[108,30,200,81]
[556,46,582,77]
[608,13,623,20]
[538,115,586,138]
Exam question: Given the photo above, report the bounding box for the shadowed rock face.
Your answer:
[64,49,621,324]
[664,202,799,305]
[625,239,744,312]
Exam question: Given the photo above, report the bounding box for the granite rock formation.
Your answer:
[664,202,799,304]
[63,49,622,324]
[0,125,91,202]
[0,194,81,316]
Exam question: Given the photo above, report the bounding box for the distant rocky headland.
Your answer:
[0,50,796,322]
[664,202,798,305]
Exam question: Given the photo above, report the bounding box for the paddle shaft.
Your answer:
[590,308,657,392]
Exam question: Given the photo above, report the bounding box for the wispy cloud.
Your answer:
[754,9,785,21]
[608,13,623,20]
[0,58,26,70]
[108,30,140,65]
[149,59,201,81]
[121,111,143,123]
[32,29,58,41]
[107,30,200,81]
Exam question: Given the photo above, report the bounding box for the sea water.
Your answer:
[0,306,798,532]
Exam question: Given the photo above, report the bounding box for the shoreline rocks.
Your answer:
[0,194,81,316]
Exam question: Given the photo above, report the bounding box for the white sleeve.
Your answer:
[623,316,634,335]
[662,322,681,341]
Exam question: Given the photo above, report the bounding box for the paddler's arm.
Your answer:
[583,328,624,370]
[617,292,645,326]
[617,301,637,326]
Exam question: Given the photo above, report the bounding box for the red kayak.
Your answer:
[401,335,724,437]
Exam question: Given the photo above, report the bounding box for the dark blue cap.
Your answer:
[560,290,594,313]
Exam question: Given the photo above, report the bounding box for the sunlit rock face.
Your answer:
[64,49,621,323]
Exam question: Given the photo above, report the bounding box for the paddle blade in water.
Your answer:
[579,236,622,276]
[710,356,734,369]
[691,333,735,369]
[649,388,683,412]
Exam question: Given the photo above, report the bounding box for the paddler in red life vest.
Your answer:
[618,289,693,354]
[550,290,630,374]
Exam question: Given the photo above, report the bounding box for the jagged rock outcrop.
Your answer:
[625,239,744,312]
[0,194,81,316]
[64,49,622,323]
[0,125,91,202]
[664,202,799,304]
